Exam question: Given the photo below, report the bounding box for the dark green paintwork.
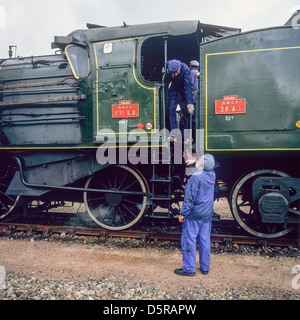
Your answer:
[93,39,157,138]
[0,21,240,148]
[200,26,300,151]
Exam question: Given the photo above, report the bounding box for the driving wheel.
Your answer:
[0,163,22,221]
[84,165,149,230]
[230,169,295,238]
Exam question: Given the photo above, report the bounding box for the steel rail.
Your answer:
[0,222,298,248]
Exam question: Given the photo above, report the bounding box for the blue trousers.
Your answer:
[181,219,212,273]
[169,94,189,136]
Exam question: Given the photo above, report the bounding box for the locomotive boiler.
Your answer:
[0,19,299,238]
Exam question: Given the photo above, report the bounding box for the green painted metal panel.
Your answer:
[200,26,300,151]
[93,39,157,141]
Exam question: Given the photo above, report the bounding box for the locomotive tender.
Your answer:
[0,20,300,238]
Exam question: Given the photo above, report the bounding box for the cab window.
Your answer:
[140,34,199,83]
[66,45,90,79]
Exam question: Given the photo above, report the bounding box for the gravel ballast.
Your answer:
[0,233,299,301]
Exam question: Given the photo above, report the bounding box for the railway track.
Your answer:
[0,221,298,249]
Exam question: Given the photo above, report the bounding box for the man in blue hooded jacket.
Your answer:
[167,59,194,142]
[175,153,216,276]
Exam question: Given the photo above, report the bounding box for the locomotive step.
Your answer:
[150,178,172,183]
[150,196,173,201]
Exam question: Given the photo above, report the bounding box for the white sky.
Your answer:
[0,0,299,58]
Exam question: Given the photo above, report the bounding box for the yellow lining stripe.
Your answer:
[93,43,99,131]
[206,45,300,57]
[205,46,300,151]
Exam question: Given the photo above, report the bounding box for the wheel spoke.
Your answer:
[112,207,116,226]
[0,183,9,188]
[113,172,118,188]
[237,201,250,209]
[92,202,106,212]
[97,180,109,190]
[123,198,139,205]
[0,199,8,211]
[121,203,136,218]
[239,186,251,196]
[119,172,129,190]
[0,190,18,202]
[0,163,22,221]
[122,179,138,191]
[88,196,105,202]
[106,175,112,189]
[117,206,126,225]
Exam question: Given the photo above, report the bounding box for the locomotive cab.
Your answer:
[53,21,240,146]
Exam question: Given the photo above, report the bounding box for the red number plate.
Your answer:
[112,100,139,118]
[215,96,246,114]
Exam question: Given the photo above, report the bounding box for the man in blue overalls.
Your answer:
[175,153,216,276]
[167,59,194,142]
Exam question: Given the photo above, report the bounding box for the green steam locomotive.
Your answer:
[0,19,299,238]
